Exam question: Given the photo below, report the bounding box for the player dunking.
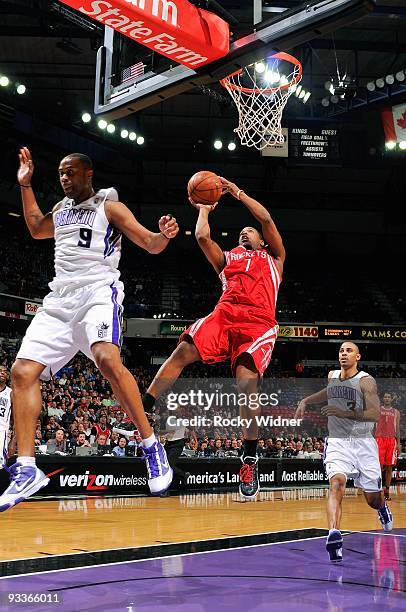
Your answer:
[375,392,401,500]
[0,148,178,511]
[0,365,13,471]
[296,342,393,562]
[143,177,285,500]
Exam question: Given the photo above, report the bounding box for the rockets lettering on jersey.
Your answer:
[49,189,122,292]
[218,246,281,321]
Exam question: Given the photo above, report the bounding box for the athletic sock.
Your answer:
[243,439,258,458]
[329,528,340,535]
[142,392,156,412]
[17,456,36,467]
[142,433,157,449]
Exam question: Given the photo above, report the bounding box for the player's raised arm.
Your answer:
[18,147,54,239]
[193,201,225,274]
[105,201,179,254]
[220,177,285,271]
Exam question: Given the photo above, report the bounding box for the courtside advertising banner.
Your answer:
[60,0,230,68]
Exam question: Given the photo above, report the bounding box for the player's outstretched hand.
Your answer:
[219,177,240,199]
[295,400,307,420]
[18,147,34,187]
[159,214,179,239]
[321,405,347,419]
[188,197,217,212]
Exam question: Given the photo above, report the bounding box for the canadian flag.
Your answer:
[381,103,406,142]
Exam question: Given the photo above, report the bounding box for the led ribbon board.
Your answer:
[59,0,230,68]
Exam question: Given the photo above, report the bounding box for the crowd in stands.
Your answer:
[178,432,326,460]
[0,344,404,458]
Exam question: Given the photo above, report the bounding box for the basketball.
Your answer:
[187,171,222,205]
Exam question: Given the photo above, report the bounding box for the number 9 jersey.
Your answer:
[50,188,121,292]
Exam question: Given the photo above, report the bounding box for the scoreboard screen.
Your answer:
[289,123,340,164]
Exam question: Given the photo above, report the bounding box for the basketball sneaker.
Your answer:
[378,502,393,532]
[326,529,343,562]
[239,456,259,500]
[0,463,49,512]
[143,441,173,495]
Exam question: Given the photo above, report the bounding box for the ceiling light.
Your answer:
[129,131,136,141]
[136,135,145,145]
[399,141,406,150]
[228,142,236,151]
[214,139,223,150]
[106,123,115,133]
[120,129,128,138]
[98,119,107,129]
[255,62,266,74]
[265,70,280,84]
[16,84,26,95]
[303,91,311,103]
[376,78,385,88]
[385,74,395,85]
[385,141,396,150]
[81,112,91,123]
[321,97,330,107]
[366,81,375,92]
[0,76,9,87]
[395,71,405,82]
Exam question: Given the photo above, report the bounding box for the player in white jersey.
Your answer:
[296,342,393,562]
[0,148,179,511]
[0,365,13,471]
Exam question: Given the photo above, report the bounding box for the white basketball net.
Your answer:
[220,53,302,151]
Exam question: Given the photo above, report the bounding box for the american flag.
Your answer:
[121,62,145,84]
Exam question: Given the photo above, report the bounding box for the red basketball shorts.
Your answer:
[180,301,278,375]
[376,437,398,466]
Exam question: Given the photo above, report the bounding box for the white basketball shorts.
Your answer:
[0,429,7,469]
[323,437,382,492]
[17,280,124,381]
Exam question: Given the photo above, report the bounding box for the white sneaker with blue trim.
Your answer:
[143,441,173,495]
[0,463,49,512]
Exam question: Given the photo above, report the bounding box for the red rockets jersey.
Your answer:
[375,406,399,439]
[218,246,281,321]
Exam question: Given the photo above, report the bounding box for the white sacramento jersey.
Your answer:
[327,370,374,438]
[0,386,12,432]
[49,188,121,292]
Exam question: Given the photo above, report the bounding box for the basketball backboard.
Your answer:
[91,0,375,119]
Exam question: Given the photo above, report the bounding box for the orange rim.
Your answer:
[220,52,302,94]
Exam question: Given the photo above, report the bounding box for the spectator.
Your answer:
[226,439,241,457]
[74,432,91,449]
[47,429,68,454]
[214,439,225,458]
[112,436,128,457]
[257,438,266,457]
[91,415,111,443]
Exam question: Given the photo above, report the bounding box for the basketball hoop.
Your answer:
[220,52,302,151]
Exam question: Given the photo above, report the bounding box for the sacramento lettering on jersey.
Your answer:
[328,386,357,401]
[54,208,96,229]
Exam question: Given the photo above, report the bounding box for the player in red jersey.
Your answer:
[143,177,285,500]
[375,392,401,500]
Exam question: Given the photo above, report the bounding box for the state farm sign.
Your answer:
[60,0,229,68]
